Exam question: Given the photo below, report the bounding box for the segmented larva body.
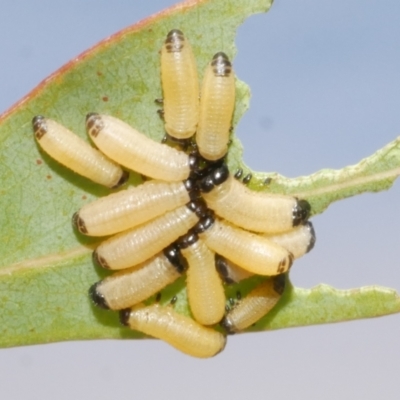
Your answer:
[120,303,227,358]
[216,222,316,284]
[73,179,197,236]
[179,232,226,326]
[89,244,186,310]
[161,29,199,139]
[201,166,310,233]
[32,116,128,188]
[196,215,293,276]
[86,113,192,181]
[221,275,286,334]
[93,200,206,270]
[196,52,235,161]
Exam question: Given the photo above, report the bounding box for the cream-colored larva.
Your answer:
[221,275,286,333]
[73,178,198,236]
[179,232,226,326]
[120,303,226,358]
[89,244,186,310]
[161,29,199,140]
[201,165,310,233]
[86,113,193,181]
[196,52,235,161]
[32,116,128,188]
[195,215,293,276]
[93,200,207,270]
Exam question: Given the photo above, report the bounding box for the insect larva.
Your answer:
[221,275,286,334]
[216,222,315,284]
[179,232,226,326]
[160,29,199,140]
[264,221,316,259]
[86,113,194,182]
[93,200,207,270]
[89,244,187,310]
[73,178,198,236]
[195,214,293,276]
[120,303,226,358]
[201,165,310,233]
[32,116,128,188]
[196,52,235,161]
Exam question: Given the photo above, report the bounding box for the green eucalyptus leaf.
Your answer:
[0,0,399,349]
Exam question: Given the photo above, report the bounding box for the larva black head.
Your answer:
[177,230,199,250]
[215,255,235,285]
[186,198,208,219]
[220,316,236,335]
[272,274,286,296]
[72,212,88,234]
[119,309,131,326]
[242,173,252,185]
[211,52,233,77]
[32,115,47,140]
[89,281,110,310]
[305,221,316,253]
[163,243,188,273]
[86,112,103,138]
[194,212,215,234]
[165,29,185,52]
[277,253,293,274]
[183,177,200,200]
[234,168,243,179]
[92,250,110,270]
[112,170,130,189]
[292,199,311,226]
[199,164,229,193]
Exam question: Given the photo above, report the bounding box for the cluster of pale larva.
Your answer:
[32,29,315,358]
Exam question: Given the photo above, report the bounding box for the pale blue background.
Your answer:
[1,1,399,399]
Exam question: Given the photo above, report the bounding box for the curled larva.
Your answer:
[178,232,225,326]
[32,116,128,188]
[196,52,235,161]
[120,303,226,358]
[221,275,286,334]
[216,222,316,284]
[195,214,293,276]
[201,165,310,233]
[89,244,187,310]
[93,200,207,270]
[73,178,198,236]
[86,113,194,181]
[161,29,199,140]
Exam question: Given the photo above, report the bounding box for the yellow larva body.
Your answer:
[90,246,186,310]
[94,202,205,270]
[221,275,285,333]
[32,116,127,188]
[197,217,293,276]
[73,179,195,236]
[120,303,226,358]
[264,221,316,259]
[161,29,199,139]
[180,235,225,325]
[202,174,310,233]
[86,113,191,181]
[196,52,235,161]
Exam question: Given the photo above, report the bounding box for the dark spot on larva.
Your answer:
[263,177,272,185]
[92,250,110,269]
[194,212,215,234]
[220,316,236,335]
[211,52,232,77]
[215,255,233,284]
[86,113,103,138]
[177,230,198,249]
[154,98,164,105]
[163,243,187,273]
[165,29,184,52]
[102,96,109,102]
[157,109,165,120]
[112,170,129,189]
[119,309,131,326]
[242,173,252,185]
[305,221,316,253]
[32,115,47,140]
[236,291,241,301]
[234,168,243,179]
[292,199,311,226]
[89,282,110,309]
[170,296,178,305]
[187,198,208,219]
[36,159,43,165]
[155,292,162,302]
[72,212,87,234]
[273,274,286,295]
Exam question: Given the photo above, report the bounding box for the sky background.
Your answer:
[1,1,399,399]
